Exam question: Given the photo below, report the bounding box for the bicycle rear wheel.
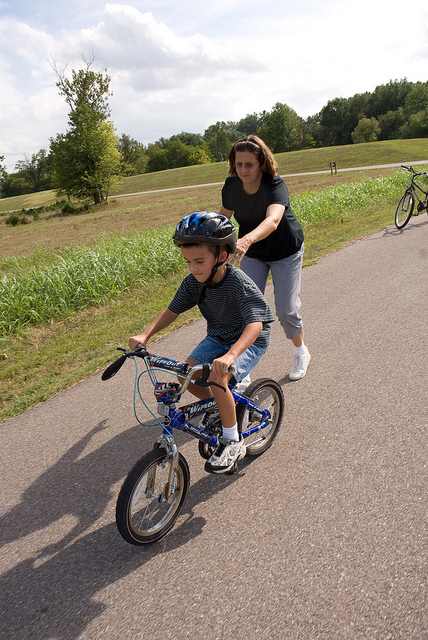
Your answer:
[116,447,190,545]
[236,378,284,457]
[395,190,414,229]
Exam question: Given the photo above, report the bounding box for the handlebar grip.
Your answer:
[101,354,127,380]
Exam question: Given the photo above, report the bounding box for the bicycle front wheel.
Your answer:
[395,190,414,229]
[116,447,190,545]
[236,378,284,457]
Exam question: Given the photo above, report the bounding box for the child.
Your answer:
[129,212,275,474]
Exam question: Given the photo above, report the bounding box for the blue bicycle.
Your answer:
[102,347,284,545]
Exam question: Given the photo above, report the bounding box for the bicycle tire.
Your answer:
[395,190,414,229]
[116,447,190,545]
[236,378,284,457]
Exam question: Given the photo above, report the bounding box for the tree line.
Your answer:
[1,72,427,204]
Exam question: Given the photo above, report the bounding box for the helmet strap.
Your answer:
[198,247,226,304]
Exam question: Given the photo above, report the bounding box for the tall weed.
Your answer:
[291,171,408,225]
[0,228,184,336]
[0,172,410,339]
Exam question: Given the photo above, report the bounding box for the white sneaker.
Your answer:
[233,374,251,394]
[289,351,311,381]
[204,437,246,474]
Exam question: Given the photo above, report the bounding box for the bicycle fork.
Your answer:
[148,433,180,504]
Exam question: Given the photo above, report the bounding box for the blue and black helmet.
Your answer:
[173,212,237,254]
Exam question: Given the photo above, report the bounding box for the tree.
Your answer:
[1,174,32,198]
[169,132,206,147]
[1,150,54,197]
[351,117,381,143]
[403,82,428,117]
[117,134,148,175]
[236,113,263,136]
[51,119,120,202]
[186,145,213,166]
[318,97,354,146]
[369,79,412,118]
[377,110,405,140]
[206,130,232,161]
[50,60,121,204]
[407,108,428,138]
[256,103,304,152]
[0,155,6,181]
[14,149,53,192]
[203,121,242,143]
[303,116,323,147]
[146,145,170,173]
[145,139,212,172]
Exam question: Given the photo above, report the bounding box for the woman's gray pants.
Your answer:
[240,244,304,340]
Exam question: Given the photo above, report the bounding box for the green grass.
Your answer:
[0,139,427,423]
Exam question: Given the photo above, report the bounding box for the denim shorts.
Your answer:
[188,336,267,384]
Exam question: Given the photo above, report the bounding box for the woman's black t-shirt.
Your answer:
[222,173,304,261]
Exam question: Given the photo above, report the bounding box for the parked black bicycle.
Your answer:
[395,165,428,229]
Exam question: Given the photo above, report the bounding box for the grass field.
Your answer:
[0,139,427,423]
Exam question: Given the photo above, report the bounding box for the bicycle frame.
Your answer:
[403,165,428,209]
[122,349,273,503]
[136,351,272,449]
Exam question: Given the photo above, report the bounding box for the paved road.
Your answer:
[1,215,427,639]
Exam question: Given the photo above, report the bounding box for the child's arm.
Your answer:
[129,308,179,349]
[211,321,263,376]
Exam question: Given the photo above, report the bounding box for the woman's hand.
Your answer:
[229,235,253,265]
[225,204,285,266]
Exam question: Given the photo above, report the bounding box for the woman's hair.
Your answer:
[226,135,278,176]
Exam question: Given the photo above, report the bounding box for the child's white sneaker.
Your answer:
[204,437,246,474]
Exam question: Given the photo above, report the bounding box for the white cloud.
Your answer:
[73,5,261,90]
[0,1,427,172]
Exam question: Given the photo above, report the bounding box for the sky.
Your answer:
[1,0,427,172]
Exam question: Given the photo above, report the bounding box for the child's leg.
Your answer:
[209,340,268,439]
[183,357,213,400]
[185,359,237,433]
[204,372,244,474]
[209,372,237,430]
[184,336,230,400]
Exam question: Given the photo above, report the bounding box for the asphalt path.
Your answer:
[1,215,427,639]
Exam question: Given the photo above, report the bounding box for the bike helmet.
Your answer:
[173,212,237,254]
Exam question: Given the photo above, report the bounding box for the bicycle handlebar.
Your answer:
[101,347,237,395]
[101,347,148,381]
[401,164,428,177]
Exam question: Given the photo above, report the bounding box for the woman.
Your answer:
[219,135,310,382]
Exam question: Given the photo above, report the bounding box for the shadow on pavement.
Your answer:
[0,420,249,639]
